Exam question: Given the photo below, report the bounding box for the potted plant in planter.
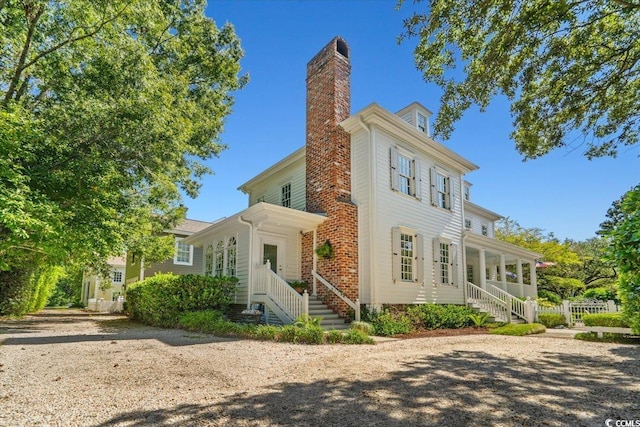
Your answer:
[315,239,334,259]
[288,280,309,294]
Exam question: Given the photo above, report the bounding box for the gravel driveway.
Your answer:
[1,309,639,427]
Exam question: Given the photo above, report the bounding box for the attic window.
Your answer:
[336,39,348,58]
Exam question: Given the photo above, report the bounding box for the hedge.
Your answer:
[126,274,237,327]
[537,313,567,328]
[582,313,630,328]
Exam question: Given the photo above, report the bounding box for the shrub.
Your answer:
[325,329,344,344]
[126,274,237,327]
[341,328,375,344]
[469,312,491,327]
[350,321,374,335]
[178,310,225,332]
[490,323,546,336]
[253,325,279,341]
[276,324,324,344]
[406,304,473,330]
[582,313,630,328]
[575,332,639,344]
[370,309,413,336]
[537,313,567,328]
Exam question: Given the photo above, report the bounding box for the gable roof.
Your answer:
[172,218,215,235]
[341,103,479,174]
[238,147,306,194]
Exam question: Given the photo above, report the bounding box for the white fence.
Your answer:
[536,300,619,326]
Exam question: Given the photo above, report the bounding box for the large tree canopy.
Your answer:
[400,0,639,159]
[0,0,246,312]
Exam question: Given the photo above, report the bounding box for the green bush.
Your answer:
[277,324,325,344]
[406,304,474,330]
[350,321,374,335]
[582,313,630,328]
[370,309,413,336]
[341,328,374,344]
[126,274,237,327]
[490,323,546,336]
[575,332,639,344]
[325,329,344,344]
[253,325,279,341]
[178,309,225,332]
[0,265,64,316]
[469,312,491,327]
[537,313,567,328]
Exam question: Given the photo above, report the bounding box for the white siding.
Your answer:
[368,127,465,305]
[465,212,495,238]
[248,159,306,211]
[351,130,371,303]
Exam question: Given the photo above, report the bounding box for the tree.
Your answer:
[400,0,639,159]
[600,185,640,333]
[0,0,246,315]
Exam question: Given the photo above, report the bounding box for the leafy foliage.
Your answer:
[537,313,567,328]
[582,287,619,303]
[369,309,413,336]
[0,1,246,311]
[126,274,237,327]
[489,323,546,336]
[600,185,640,334]
[0,265,64,316]
[468,312,491,327]
[406,303,474,330]
[400,0,639,159]
[582,313,630,328]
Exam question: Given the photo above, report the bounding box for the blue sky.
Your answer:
[185,0,638,242]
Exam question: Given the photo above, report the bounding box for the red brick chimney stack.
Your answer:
[304,37,358,315]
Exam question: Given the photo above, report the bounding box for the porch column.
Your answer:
[312,229,318,296]
[516,259,524,297]
[479,248,487,290]
[516,258,525,297]
[499,254,507,288]
[529,261,537,296]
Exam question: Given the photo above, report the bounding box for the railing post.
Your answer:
[524,297,532,323]
[303,290,309,318]
[312,270,317,296]
[355,298,360,322]
[562,300,571,326]
[506,295,512,323]
[606,300,617,313]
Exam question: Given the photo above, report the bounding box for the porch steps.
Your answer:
[467,301,525,324]
[308,296,349,330]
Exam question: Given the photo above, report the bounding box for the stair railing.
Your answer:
[489,285,530,322]
[254,261,308,322]
[465,282,510,323]
[312,270,360,322]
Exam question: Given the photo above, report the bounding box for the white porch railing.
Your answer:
[489,285,533,323]
[254,262,308,323]
[465,282,511,323]
[312,270,360,322]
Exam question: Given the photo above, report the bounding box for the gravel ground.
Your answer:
[1,309,639,427]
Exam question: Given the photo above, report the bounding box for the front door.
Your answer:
[260,234,286,277]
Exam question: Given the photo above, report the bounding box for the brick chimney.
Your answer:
[303,37,358,316]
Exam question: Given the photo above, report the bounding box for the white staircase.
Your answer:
[466,282,534,323]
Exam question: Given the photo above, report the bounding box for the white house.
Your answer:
[185,37,541,325]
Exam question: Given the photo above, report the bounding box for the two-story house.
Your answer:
[81,218,212,312]
[185,37,541,325]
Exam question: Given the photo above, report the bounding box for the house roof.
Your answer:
[340,103,479,174]
[465,231,542,260]
[464,201,502,221]
[171,218,215,235]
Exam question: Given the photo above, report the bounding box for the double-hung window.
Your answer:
[392,227,424,283]
[174,238,193,265]
[204,244,214,276]
[112,270,123,284]
[281,183,291,208]
[430,168,451,210]
[214,241,225,277]
[391,147,421,199]
[434,237,455,286]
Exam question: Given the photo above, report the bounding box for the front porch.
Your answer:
[464,231,541,299]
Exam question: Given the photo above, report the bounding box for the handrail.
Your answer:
[489,285,529,322]
[465,282,510,323]
[254,262,308,322]
[312,270,360,322]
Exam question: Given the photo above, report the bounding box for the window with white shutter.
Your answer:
[430,167,451,210]
[433,237,456,286]
[390,148,421,199]
[392,227,424,284]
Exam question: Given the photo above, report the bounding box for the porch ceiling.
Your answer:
[465,231,542,261]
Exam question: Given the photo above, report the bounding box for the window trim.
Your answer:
[204,244,214,276]
[214,241,225,277]
[434,237,456,286]
[430,167,452,211]
[392,227,424,284]
[481,224,489,236]
[281,182,291,208]
[226,236,237,277]
[464,218,472,229]
[174,237,194,266]
[390,147,421,199]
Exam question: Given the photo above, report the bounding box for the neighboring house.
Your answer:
[81,218,213,311]
[185,37,542,324]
